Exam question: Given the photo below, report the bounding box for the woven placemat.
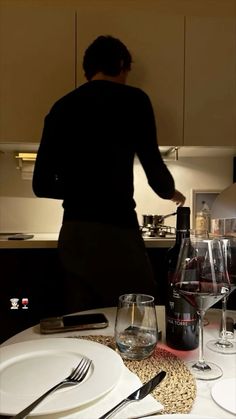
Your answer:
[69,335,197,414]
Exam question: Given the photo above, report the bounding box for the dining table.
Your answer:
[1,306,235,419]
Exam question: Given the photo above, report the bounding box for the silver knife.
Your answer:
[98,370,166,419]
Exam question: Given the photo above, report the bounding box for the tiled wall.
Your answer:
[0,150,234,232]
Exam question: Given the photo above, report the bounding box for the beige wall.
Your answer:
[134,155,233,227]
[0,150,233,232]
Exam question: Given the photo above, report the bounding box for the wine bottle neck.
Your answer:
[175,230,190,245]
[175,208,190,245]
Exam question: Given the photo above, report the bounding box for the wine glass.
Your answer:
[207,237,236,354]
[173,237,230,380]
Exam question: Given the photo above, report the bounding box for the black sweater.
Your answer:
[33,80,175,227]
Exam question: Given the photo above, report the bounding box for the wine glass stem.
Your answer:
[220,296,228,341]
[198,310,206,365]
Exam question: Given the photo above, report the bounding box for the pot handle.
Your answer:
[162,211,177,219]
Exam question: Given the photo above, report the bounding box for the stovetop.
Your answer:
[140,225,176,238]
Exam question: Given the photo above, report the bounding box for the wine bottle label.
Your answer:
[166,290,199,350]
[167,276,197,327]
[168,287,197,313]
[167,317,197,326]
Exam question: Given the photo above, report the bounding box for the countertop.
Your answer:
[0,233,175,249]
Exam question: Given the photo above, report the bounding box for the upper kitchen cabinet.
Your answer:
[0,1,75,142]
[75,0,184,146]
[184,16,236,146]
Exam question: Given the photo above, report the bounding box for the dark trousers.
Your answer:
[58,220,157,315]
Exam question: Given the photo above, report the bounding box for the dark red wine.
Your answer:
[175,281,229,311]
[165,207,199,350]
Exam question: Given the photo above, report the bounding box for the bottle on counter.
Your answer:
[165,206,199,350]
[200,200,211,233]
[195,200,211,234]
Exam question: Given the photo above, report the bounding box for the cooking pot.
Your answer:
[142,212,176,227]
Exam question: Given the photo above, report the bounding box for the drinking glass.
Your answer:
[115,293,158,360]
[173,237,230,380]
[207,237,236,354]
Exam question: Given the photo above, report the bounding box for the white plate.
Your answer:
[145,416,218,419]
[211,377,236,415]
[0,338,124,416]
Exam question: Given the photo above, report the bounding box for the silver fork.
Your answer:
[12,357,92,419]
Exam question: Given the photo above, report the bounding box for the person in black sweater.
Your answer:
[33,35,185,314]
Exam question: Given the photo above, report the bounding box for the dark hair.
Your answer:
[83,35,132,80]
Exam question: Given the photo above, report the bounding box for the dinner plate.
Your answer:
[0,338,124,416]
[211,377,236,415]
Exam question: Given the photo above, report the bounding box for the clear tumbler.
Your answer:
[115,293,158,360]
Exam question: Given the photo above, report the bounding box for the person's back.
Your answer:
[33,79,176,227]
[46,81,151,224]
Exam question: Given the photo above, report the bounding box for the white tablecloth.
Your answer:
[1,307,236,419]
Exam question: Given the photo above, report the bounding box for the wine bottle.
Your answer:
[165,206,199,350]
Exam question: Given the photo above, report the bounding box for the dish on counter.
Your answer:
[0,232,34,240]
[211,377,236,415]
[0,337,124,416]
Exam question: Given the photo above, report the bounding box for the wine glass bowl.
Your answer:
[173,237,230,380]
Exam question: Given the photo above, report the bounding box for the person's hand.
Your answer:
[171,189,186,206]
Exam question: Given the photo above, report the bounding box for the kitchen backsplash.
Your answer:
[0,149,234,233]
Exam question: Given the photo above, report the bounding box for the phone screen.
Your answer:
[63,313,108,327]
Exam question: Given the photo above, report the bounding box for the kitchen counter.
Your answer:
[0,233,59,249]
[0,233,175,249]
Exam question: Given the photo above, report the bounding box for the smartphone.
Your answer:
[40,313,109,334]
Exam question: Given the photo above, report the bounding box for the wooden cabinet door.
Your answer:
[0,1,75,142]
[75,0,184,146]
[184,16,236,146]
